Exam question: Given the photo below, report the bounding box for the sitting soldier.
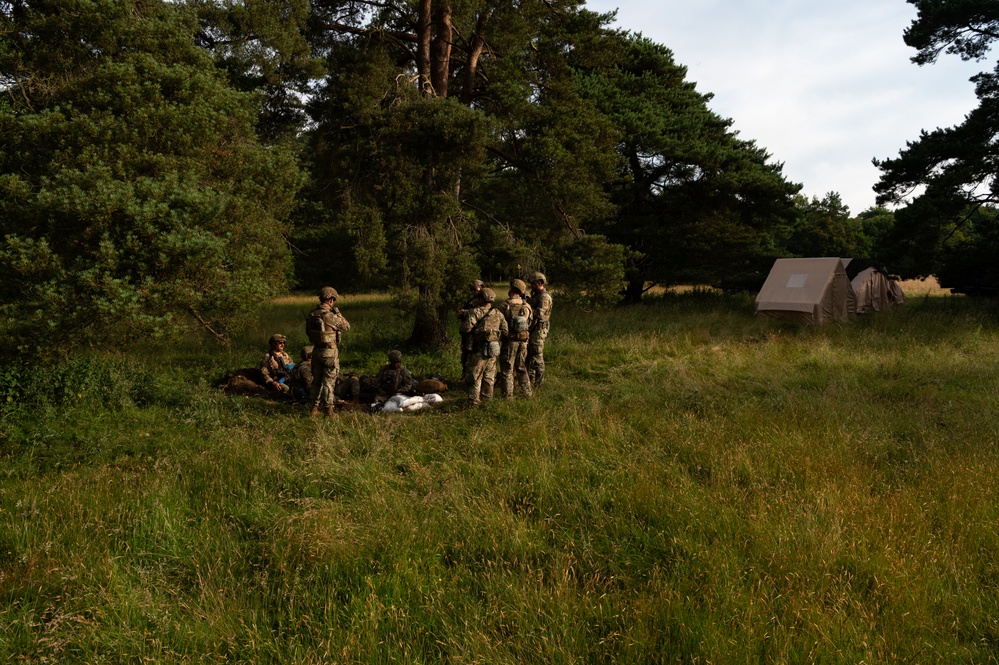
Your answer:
[334,368,362,403]
[374,350,415,401]
[288,345,314,403]
[259,333,294,396]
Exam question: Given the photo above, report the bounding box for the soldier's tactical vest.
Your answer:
[379,367,402,392]
[306,308,339,347]
[473,306,503,344]
[507,301,530,341]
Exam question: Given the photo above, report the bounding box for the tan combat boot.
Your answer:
[309,406,320,418]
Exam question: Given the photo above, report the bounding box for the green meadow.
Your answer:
[2,290,998,663]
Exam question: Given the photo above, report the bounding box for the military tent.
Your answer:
[843,259,905,313]
[755,258,856,324]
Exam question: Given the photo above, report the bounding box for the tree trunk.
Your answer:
[409,284,452,349]
[417,0,433,96]
[431,3,452,98]
[622,276,646,305]
[461,11,491,105]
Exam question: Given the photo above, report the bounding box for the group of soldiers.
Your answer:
[256,274,552,415]
[457,272,552,407]
[257,286,393,417]
[258,334,414,416]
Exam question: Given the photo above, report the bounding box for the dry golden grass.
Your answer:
[647,277,952,299]
[271,292,394,306]
[897,275,951,297]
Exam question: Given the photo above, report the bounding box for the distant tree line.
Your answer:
[2,0,994,355]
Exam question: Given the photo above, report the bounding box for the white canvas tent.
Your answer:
[755,257,856,324]
[843,259,905,313]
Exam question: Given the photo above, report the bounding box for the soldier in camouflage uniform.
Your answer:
[260,333,294,396]
[498,279,533,398]
[526,272,553,389]
[288,345,314,403]
[461,287,508,406]
[334,371,362,403]
[305,286,351,417]
[456,279,484,369]
[374,349,415,401]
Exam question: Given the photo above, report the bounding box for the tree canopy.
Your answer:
[574,33,800,301]
[1,0,838,354]
[299,0,627,345]
[0,0,302,352]
[874,0,999,293]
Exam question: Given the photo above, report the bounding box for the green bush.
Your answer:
[0,356,162,411]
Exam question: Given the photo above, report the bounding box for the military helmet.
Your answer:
[318,286,339,302]
[269,333,287,345]
[388,349,403,363]
[470,279,484,291]
[301,345,314,359]
[478,287,496,303]
[530,272,547,286]
[510,278,527,296]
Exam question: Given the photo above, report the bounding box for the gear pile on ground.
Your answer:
[220,369,266,396]
[414,378,448,395]
[377,393,445,413]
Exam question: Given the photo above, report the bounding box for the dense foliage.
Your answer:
[874,0,999,294]
[3,0,963,355]
[298,0,630,344]
[0,0,302,353]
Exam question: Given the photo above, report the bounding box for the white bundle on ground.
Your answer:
[378,393,444,414]
[400,395,424,409]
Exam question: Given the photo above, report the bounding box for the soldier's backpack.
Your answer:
[507,301,530,341]
[472,306,503,356]
[306,308,339,347]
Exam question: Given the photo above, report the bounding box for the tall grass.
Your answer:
[1,291,998,662]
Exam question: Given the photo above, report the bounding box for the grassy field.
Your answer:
[1,288,998,663]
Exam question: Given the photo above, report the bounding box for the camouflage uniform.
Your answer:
[374,351,415,400]
[288,346,314,403]
[306,288,351,415]
[498,285,533,398]
[527,275,553,388]
[334,373,361,402]
[457,280,485,369]
[260,335,294,395]
[462,289,509,405]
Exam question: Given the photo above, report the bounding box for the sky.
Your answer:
[584,0,987,215]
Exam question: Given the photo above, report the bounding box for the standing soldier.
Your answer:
[461,287,508,406]
[456,279,484,369]
[259,333,294,396]
[305,286,351,417]
[498,279,533,398]
[526,272,553,389]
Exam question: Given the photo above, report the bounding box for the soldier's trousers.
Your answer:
[527,323,549,388]
[499,339,531,397]
[464,352,497,405]
[310,348,340,409]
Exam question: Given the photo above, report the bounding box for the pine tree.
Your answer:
[0,0,302,352]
